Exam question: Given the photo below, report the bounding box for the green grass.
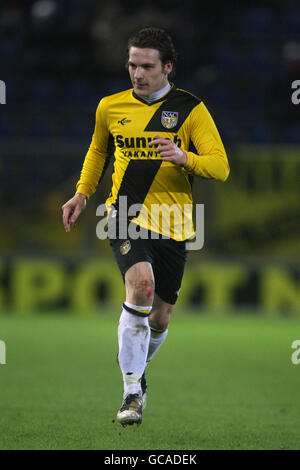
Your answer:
[0,310,299,450]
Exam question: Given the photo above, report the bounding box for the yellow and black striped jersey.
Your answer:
[76,84,229,241]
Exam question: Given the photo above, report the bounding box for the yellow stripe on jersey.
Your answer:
[76,85,229,241]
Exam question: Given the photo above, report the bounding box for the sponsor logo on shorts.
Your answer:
[120,240,131,255]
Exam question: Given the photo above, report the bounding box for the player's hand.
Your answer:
[62,193,87,232]
[149,134,187,166]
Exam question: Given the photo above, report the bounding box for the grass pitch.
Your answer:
[0,310,299,450]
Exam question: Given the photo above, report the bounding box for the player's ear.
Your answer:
[163,62,173,76]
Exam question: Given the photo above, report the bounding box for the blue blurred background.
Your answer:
[1,0,300,314]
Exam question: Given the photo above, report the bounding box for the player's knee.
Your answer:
[149,317,169,332]
[128,278,154,305]
[148,309,171,332]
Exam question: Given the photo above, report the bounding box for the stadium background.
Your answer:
[1,0,300,451]
[1,0,300,314]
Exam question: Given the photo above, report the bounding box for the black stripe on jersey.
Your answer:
[114,159,162,217]
[98,132,115,185]
[187,139,198,189]
[144,88,201,133]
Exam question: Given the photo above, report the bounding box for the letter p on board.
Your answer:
[0,80,6,104]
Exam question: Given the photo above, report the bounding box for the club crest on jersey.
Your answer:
[120,240,131,255]
[161,111,178,129]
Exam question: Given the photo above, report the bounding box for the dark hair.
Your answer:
[127,27,177,76]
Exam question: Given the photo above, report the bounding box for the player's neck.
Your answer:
[144,82,171,102]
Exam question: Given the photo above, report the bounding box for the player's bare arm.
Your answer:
[62,193,87,232]
[149,134,187,165]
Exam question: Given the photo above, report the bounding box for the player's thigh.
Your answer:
[148,293,174,331]
[125,261,155,305]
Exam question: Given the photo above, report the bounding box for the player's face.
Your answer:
[128,47,173,97]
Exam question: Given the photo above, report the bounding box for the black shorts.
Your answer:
[109,227,187,305]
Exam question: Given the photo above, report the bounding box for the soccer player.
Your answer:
[62,27,229,426]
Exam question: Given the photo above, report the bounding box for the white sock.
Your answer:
[118,303,151,397]
[147,327,168,363]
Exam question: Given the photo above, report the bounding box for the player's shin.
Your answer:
[146,327,168,363]
[118,303,151,397]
